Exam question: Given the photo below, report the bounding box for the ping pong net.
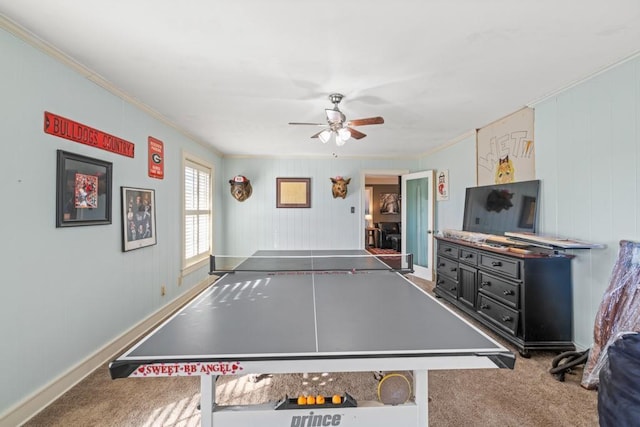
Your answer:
[209,252,413,275]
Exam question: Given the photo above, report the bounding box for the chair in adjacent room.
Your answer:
[377,222,401,250]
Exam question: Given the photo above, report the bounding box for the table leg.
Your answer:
[200,375,216,427]
[414,370,428,426]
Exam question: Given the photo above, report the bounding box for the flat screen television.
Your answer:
[462,180,540,236]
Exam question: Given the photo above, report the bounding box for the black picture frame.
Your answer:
[518,195,537,229]
[121,186,157,251]
[56,150,112,227]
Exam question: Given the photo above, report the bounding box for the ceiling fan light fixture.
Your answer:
[338,128,351,141]
[290,92,384,147]
[318,130,331,143]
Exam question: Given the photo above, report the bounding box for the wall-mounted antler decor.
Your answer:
[330,176,350,199]
[229,175,253,202]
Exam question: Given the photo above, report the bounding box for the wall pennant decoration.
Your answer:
[330,176,350,199]
[45,111,135,158]
[229,175,253,202]
[148,136,164,179]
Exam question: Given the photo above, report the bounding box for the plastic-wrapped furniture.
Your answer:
[581,240,640,389]
[598,332,640,426]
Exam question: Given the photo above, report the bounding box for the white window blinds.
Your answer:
[184,158,211,266]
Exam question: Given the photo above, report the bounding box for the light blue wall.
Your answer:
[0,28,222,416]
[418,135,477,234]
[3,18,639,421]
[221,157,417,255]
[534,56,640,348]
[416,57,640,349]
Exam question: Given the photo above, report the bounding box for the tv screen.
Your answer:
[462,180,540,236]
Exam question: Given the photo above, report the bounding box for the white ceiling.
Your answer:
[2,1,640,158]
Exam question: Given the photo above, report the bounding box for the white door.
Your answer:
[401,171,435,281]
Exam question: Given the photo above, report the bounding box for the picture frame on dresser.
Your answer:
[518,196,537,229]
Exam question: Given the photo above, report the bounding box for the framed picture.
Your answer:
[276,177,311,208]
[518,196,537,229]
[380,193,400,215]
[436,169,449,201]
[56,150,112,227]
[121,187,157,251]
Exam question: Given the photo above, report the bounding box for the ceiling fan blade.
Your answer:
[289,122,326,126]
[310,130,327,138]
[347,116,384,126]
[347,127,366,139]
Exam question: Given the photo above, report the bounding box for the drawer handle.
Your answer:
[450,267,457,272]
[449,287,457,292]
[465,254,474,258]
[491,261,502,267]
[503,290,514,296]
[480,281,490,287]
[438,263,445,267]
[480,304,490,310]
[501,315,512,322]
[437,280,444,285]
[444,248,452,252]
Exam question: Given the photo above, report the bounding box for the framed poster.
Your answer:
[476,107,535,186]
[436,169,449,201]
[276,178,311,208]
[121,186,157,251]
[380,193,400,214]
[56,150,112,227]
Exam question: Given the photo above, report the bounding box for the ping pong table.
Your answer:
[110,250,514,426]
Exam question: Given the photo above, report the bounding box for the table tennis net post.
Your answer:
[209,253,413,275]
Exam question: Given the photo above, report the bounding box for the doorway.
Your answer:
[362,170,405,251]
[401,171,434,281]
[361,169,434,281]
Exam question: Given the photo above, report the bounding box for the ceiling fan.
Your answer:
[289,93,384,146]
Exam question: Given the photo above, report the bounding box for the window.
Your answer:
[183,155,212,270]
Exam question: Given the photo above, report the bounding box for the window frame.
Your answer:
[182,153,213,274]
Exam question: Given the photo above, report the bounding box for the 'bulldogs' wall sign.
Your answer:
[330,176,350,199]
[229,175,253,202]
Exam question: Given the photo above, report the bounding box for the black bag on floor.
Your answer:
[598,332,640,427]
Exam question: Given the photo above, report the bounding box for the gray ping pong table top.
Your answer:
[110,250,513,378]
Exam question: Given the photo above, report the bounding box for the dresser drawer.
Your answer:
[477,295,519,336]
[437,256,459,280]
[436,275,459,300]
[438,242,459,259]
[478,272,519,309]
[459,248,478,266]
[478,253,521,279]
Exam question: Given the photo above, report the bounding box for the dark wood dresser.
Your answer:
[435,236,575,357]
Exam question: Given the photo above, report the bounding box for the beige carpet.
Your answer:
[24,278,598,426]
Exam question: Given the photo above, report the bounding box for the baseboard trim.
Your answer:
[2,276,216,427]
